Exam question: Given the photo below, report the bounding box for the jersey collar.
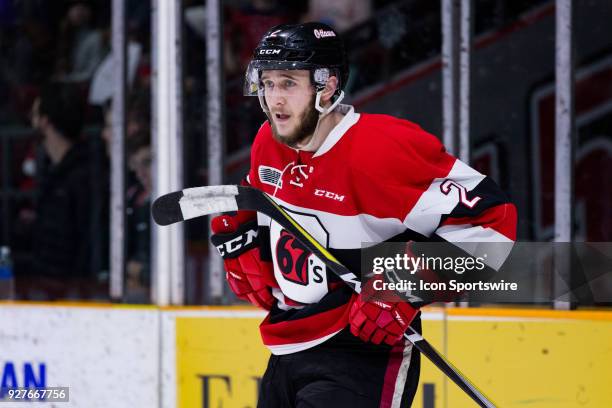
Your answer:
[312,104,360,158]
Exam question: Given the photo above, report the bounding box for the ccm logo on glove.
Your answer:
[214,227,258,258]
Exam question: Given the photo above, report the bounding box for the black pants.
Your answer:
[258,319,421,408]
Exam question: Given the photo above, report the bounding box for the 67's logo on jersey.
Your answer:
[276,230,324,286]
[269,211,329,304]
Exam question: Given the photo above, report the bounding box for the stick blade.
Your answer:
[152,185,241,226]
[152,191,185,226]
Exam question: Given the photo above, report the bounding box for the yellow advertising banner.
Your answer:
[176,308,612,408]
[442,309,612,408]
[176,313,269,408]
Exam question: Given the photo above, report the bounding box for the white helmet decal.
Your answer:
[313,29,336,39]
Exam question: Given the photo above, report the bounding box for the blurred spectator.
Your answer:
[101,103,113,155]
[0,13,55,119]
[55,1,106,83]
[186,1,295,77]
[14,82,107,299]
[301,0,372,33]
[224,0,299,77]
[99,86,150,150]
[127,89,150,138]
[99,93,151,302]
[218,1,304,150]
[126,0,150,47]
[125,129,151,302]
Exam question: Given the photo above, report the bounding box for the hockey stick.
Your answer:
[153,185,496,408]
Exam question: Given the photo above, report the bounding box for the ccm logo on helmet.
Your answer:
[259,48,281,55]
[313,29,336,39]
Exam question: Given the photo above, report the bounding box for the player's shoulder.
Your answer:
[350,113,445,162]
[344,113,455,185]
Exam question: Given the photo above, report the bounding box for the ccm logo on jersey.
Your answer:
[314,189,345,202]
[259,48,281,55]
[313,29,336,39]
[215,228,258,257]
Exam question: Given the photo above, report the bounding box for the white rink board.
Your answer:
[0,305,160,408]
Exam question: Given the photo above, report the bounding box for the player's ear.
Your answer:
[320,76,339,103]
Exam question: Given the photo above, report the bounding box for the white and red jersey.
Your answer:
[246,105,517,355]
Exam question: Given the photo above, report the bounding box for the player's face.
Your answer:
[261,70,319,148]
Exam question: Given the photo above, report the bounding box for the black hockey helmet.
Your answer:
[244,22,349,97]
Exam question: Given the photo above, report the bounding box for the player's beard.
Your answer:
[270,94,320,148]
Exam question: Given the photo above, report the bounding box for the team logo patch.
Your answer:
[269,209,329,303]
[289,164,314,188]
[275,230,319,286]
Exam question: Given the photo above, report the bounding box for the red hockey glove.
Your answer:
[349,279,419,346]
[211,211,276,310]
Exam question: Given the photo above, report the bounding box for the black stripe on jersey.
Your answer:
[258,226,273,261]
[443,176,510,221]
[268,285,354,324]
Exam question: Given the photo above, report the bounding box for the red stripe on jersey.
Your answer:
[260,297,354,346]
[439,203,517,240]
[379,343,407,408]
[283,296,306,307]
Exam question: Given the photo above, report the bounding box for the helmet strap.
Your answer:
[315,90,344,117]
[257,90,271,117]
[298,90,344,151]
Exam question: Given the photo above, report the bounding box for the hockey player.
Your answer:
[210,22,517,407]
